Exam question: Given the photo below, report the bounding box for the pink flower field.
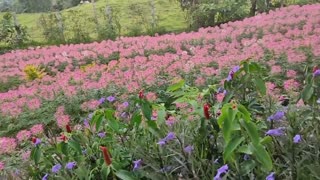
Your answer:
[0,4,320,179]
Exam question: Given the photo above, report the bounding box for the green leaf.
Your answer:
[223,136,245,162]
[105,109,115,121]
[223,107,237,143]
[95,115,104,132]
[238,104,251,122]
[260,136,272,145]
[101,164,111,179]
[252,144,273,171]
[240,119,260,145]
[68,140,82,154]
[237,145,253,154]
[141,100,152,121]
[167,79,185,92]
[130,111,142,127]
[115,170,137,180]
[147,120,161,138]
[254,77,266,95]
[301,84,314,102]
[31,147,41,165]
[91,112,103,127]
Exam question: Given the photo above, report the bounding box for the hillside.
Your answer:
[0,0,187,42]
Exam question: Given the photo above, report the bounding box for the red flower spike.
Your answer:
[100,146,112,165]
[139,90,144,99]
[66,124,72,133]
[60,134,67,142]
[203,103,210,120]
[31,137,36,143]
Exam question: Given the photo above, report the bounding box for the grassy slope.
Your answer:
[0,0,187,42]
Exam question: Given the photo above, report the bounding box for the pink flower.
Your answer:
[54,106,70,128]
[81,100,100,111]
[146,92,157,102]
[266,82,276,95]
[296,99,305,107]
[16,130,31,142]
[271,65,282,74]
[21,150,31,161]
[0,161,4,171]
[30,124,44,135]
[166,116,176,126]
[216,93,225,103]
[286,70,297,78]
[0,137,17,154]
[284,79,299,91]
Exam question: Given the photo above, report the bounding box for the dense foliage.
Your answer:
[0,4,320,179]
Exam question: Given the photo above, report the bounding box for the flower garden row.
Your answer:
[0,4,320,179]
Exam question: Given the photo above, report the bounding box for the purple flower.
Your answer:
[99,97,106,104]
[214,164,229,180]
[226,66,240,82]
[313,69,320,77]
[157,139,166,146]
[293,134,302,143]
[107,96,116,102]
[84,119,89,127]
[123,101,129,107]
[268,111,285,121]
[164,132,176,141]
[317,98,320,104]
[65,162,76,170]
[232,66,240,72]
[51,164,62,173]
[226,73,233,82]
[266,127,285,136]
[266,172,275,180]
[184,145,194,154]
[98,132,106,138]
[121,112,128,118]
[133,159,142,170]
[34,138,41,146]
[42,174,49,180]
[88,113,93,120]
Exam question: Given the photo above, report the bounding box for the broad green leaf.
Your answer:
[157,107,166,125]
[95,116,104,132]
[91,112,103,127]
[104,109,115,121]
[101,164,111,179]
[301,84,314,102]
[223,136,245,162]
[31,147,41,165]
[141,100,152,121]
[217,104,231,127]
[115,170,137,180]
[252,144,273,171]
[254,77,266,95]
[223,107,237,143]
[260,136,272,145]
[167,79,185,92]
[237,145,253,154]
[240,119,260,145]
[68,140,82,154]
[130,111,142,127]
[238,104,251,122]
[147,120,161,138]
